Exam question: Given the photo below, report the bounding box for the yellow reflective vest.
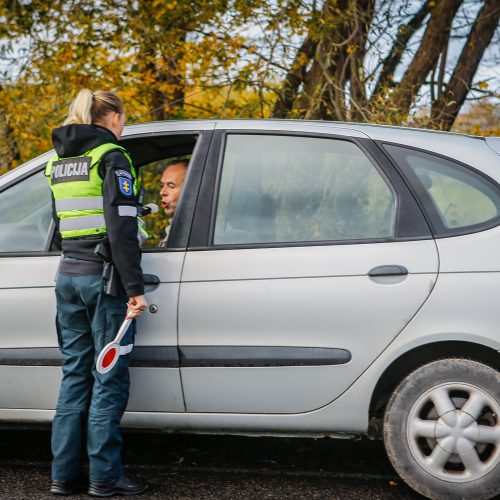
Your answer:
[45,143,137,239]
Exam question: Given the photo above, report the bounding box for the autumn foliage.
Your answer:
[0,0,498,174]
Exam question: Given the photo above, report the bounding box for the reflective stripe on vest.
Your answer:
[55,196,104,212]
[45,143,136,238]
[59,214,106,232]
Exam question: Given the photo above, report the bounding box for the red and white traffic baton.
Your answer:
[96,317,134,374]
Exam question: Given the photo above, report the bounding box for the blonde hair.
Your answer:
[63,89,124,126]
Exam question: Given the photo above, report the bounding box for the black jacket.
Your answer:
[51,124,144,297]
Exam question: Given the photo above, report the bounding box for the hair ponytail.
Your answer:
[63,89,124,126]
[63,89,93,125]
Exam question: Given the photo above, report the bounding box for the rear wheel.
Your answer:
[383,358,500,499]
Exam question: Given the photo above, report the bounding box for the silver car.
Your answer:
[1,120,499,499]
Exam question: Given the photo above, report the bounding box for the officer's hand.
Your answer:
[127,295,148,319]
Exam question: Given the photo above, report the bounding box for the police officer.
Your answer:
[46,89,148,496]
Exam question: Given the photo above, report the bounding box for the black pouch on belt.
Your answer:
[94,239,118,297]
[102,261,119,297]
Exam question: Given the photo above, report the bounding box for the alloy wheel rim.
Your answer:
[406,382,500,483]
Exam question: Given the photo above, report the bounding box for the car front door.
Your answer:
[0,164,186,415]
[0,126,213,420]
[178,126,439,414]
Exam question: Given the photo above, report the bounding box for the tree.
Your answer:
[0,0,498,171]
[0,0,248,164]
[272,0,499,127]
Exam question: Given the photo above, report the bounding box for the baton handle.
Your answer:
[113,318,133,345]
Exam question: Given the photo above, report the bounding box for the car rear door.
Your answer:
[178,123,439,414]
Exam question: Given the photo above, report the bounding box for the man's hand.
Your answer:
[127,295,148,319]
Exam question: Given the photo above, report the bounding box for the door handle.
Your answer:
[143,274,160,285]
[143,274,160,292]
[368,265,408,277]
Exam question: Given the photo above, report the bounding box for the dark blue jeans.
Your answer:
[51,273,135,484]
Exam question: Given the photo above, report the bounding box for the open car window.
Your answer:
[122,132,199,249]
[137,155,191,248]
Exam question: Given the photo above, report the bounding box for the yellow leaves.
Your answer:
[296,52,310,67]
[453,99,500,136]
[139,70,157,87]
[153,0,177,10]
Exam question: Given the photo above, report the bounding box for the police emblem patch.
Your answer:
[118,177,133,196]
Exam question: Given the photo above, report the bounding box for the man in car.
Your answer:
[158,159,188,247]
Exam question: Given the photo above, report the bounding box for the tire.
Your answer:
[383,358,500,500]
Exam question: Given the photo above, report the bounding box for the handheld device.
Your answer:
[138,203,158,216]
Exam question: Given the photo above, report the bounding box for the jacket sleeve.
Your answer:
[50,193,62,249]
[100,149,144,297]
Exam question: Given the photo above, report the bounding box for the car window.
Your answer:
[214,135,396,245]
[139,156,190,248]
[0,169,53,252]
[384,144,500,234]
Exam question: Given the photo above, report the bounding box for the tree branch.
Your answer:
[349,0,375,121]
[272,34,317,117]
[371,0,431,102]
[389,0,463,118]
[431,0,500,130]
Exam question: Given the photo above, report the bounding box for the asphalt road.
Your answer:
[0,428,423,499]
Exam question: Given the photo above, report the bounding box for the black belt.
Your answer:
[59,256,104,277]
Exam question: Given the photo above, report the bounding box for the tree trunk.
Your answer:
[133,0,186,121]
[0,117,20,170]
[348,0,375,121]
[371,1,430,104]
[0,86,20,171]
[272,35,317,118]
[389,0,463,118]
[299,0,354,120]
[297,0,376,121]
[150,48,186,121]
[431,0,500,130]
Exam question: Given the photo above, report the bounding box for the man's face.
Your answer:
[159,164,187,217]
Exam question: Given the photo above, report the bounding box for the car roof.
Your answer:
[122,118,487,140]
[121,119,497,178]
[3,119,498,185]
